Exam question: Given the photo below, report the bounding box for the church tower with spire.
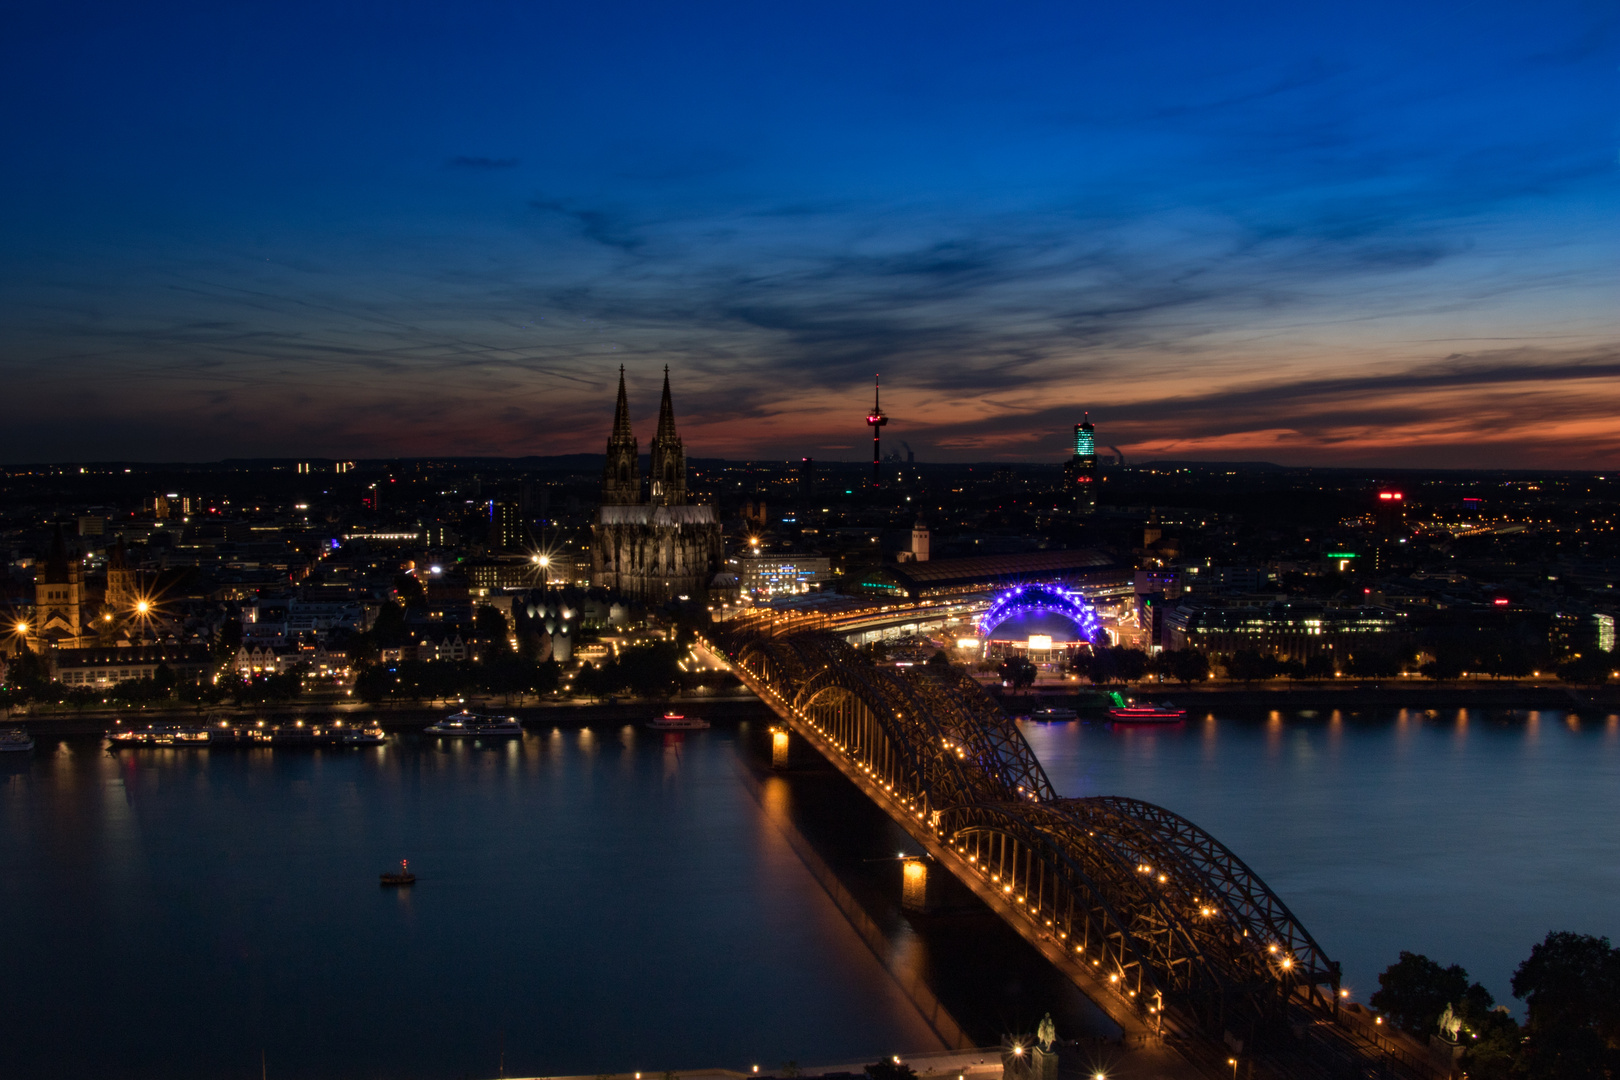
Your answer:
[592,368,722,603]
[647,367,687,507]
[601,366,643,506]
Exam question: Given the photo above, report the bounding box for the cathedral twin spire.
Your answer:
[601,366,687,507]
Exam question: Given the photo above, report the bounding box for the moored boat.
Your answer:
[379,859,416,886]
[1030,706,1079,722]
[339,723,387,745]
[647,712,710,731]
[1107,701,1187,724]
[106,724,213,746]
[0,727,35,752]
[423,711,523,737]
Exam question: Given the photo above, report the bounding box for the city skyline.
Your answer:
[2,1,1616,467]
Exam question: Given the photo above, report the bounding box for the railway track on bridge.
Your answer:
[706,622,1442,1080]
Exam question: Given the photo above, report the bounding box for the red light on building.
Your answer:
[1378,492,1403,501]
[1493,598,1510,606]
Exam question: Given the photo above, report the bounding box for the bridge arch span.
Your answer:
[718,626,1341,1039]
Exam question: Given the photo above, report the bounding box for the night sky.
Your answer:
[3,1,1616,466]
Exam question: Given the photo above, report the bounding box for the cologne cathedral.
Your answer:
[591,367,723,603]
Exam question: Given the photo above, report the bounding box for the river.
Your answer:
[2,705,1616,1079]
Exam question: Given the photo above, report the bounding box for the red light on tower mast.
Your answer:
[866,374,888,488]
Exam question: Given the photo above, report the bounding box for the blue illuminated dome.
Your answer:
[978,583,1101,642]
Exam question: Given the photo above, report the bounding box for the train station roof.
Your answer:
[879,548,1118,598]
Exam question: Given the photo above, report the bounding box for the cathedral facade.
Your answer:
[591,368,723,604]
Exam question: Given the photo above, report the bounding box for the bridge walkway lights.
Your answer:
[725,625,1352,1067]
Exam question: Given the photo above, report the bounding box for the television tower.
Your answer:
[865,374,888,488]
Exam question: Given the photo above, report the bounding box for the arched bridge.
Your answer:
[716,625,1343,1050]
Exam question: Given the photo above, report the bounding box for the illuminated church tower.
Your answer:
[601,367,642,506]
[32,525,86,650]
[648,367,687,506]
[592,369,723,603]
[1063,412,1098,514]
[105,537,136,614]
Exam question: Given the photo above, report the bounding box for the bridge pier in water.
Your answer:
[901,857,930,912]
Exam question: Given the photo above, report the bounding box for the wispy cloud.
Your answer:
[0,2,1613,465]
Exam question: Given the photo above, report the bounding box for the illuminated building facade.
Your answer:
[487,500,525,551]
[1063,412,1098,514]
[1162,602,1404,661]
[31,526,87,650]
[592,368,724,603]
[737,554,832,597]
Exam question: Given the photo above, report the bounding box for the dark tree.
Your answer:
[1223,649,1277,684]
[6,646,52,697]
[1165,648,1210,686]
[998,655,1037,689]
[1421,652,1466,681]
[1511,931,1620,1080]
[1346,649,1403,678]
[1459,1001,1522,1080]
[1369,951,1471,1036]
[1557,653,1612,685]
[864,1062,917,1080]
[1108,646,1150,683]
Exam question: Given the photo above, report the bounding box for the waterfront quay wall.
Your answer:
[17,681,1619,737]
[509,1047,1009,1080]
[12,693,767,736]
[1003,683,1620,713]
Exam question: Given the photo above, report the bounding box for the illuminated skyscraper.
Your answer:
[1063,412,1098,514]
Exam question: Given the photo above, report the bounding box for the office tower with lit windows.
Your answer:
[1063,412,1098,514]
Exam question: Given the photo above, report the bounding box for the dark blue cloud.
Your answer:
[0,0,1614,464]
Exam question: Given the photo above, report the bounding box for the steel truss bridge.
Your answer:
[713,622,1390,1074]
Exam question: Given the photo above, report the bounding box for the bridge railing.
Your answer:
[716,625,1344,1045]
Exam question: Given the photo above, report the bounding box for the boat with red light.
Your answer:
[647,712,710,731]
[1107,701,1187,724]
